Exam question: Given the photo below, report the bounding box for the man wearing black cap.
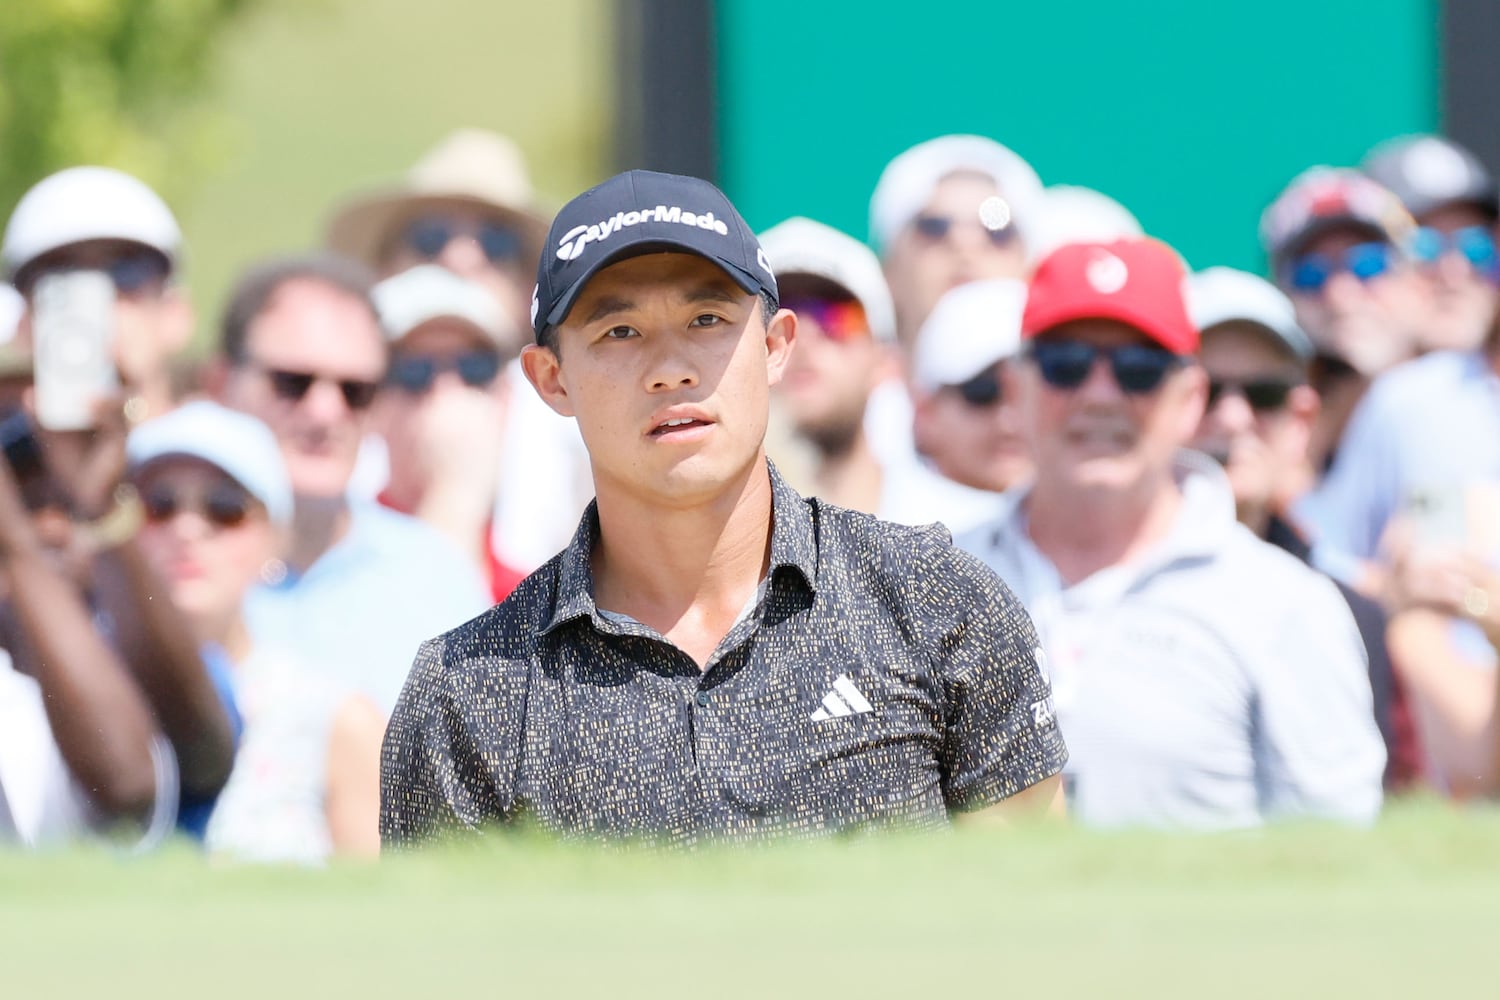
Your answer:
[380,170,1066,846]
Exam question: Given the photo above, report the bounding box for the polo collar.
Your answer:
[541,461,818,635]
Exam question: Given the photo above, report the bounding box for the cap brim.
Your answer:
[325,191,548,270]
[542,238,767,331]
[1274,217,1387,262]
[1025,299,1194,355]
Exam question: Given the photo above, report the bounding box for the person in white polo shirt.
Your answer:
[958,237,1386,830]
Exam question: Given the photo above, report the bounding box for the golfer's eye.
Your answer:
[689,313,724,329]
[602,325,639,341]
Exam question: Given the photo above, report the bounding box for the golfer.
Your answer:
[380,170,1066,846]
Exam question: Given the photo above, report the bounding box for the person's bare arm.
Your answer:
[0,456,159,821]
[38,405,236,801]
[324,696,385,859]
[958,773,1067,826]
[1387,609,1496,797]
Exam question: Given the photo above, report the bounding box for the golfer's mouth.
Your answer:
[647,408,715,439]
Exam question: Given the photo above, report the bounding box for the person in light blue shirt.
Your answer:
[216,254,490,711]
[1295,347,1500,585]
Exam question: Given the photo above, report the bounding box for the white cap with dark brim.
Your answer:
[373,265,512,347]
[912,279,1026,393]
[1188,266,1314,362]
[757,216,896,343]
[2,166,181,280]
[126,401,293,527]
[868,135,1043,256]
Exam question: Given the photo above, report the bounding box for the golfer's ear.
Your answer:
[520,342,575,418]
[764,307,796,387]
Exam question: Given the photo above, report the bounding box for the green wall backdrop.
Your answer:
[716,0,1438,274]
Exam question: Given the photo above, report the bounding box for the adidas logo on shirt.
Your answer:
[810,674,874,722]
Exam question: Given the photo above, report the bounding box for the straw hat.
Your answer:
[326,129,549,272]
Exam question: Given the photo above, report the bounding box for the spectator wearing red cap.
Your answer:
[959,238,1385,830]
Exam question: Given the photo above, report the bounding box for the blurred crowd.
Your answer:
[3,124,1500,859]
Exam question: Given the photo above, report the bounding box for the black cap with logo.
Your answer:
[530,169,778,341]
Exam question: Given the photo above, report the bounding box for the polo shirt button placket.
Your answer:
[695,690,710,708]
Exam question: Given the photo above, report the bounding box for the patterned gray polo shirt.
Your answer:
[380,464,1066,847]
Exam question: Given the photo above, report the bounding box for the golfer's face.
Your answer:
[540,252,792,505]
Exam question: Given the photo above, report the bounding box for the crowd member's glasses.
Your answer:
[402,216,522,266]
[947,365,1003,407]
[141,482,257,529]
[912,197,1017,249]
[255,364,381,411]
[1410,226,1498,272]
[1206,376,1299,413]
[781,297,871,343]
[1284,243,1397,294]
[1026,340,1184,395]
[388,351,503,394]
[21,252,170,298]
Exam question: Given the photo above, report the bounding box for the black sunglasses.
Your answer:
[912,213,1016,249]
[387,351,503,394]
[260,367,380,411]
[1206,377,1299,413]
[142,483,256,529]
[403,217,522,266]
[949,366,1003,407]
[1026,340,1184,395]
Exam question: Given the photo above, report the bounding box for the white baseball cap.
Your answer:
[1030,185,1144,260]
[127,401,293,527]
[1187,267,1314,362]
[757,217,896,342]
[912,279,1027,392]
[372,265,512,347]
[868,135,1044,255]
[2,166,182,280]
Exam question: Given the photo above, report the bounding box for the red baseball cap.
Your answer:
[1022,238,1198,355]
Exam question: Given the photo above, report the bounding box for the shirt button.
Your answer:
[695,691,710,707]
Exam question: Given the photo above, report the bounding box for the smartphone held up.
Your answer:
[30,270,118,431]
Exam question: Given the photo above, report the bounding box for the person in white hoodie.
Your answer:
[958,237,1386,830]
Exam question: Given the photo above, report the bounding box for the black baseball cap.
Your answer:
[1362,135,1499,222]
[530,169,778,340]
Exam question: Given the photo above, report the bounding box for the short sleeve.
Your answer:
[916,540,1068,811]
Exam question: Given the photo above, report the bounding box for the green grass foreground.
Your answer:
[4,800,1496,998]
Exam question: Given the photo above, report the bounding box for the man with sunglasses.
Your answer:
[907,279,1031,527]
[1364,135,1500,354]
[2,166,195,424]
[757,216,938,522]
[958,238,1385,830]
[1188,267,1420,790]
[216,254,489,712]
[1261,167,1427,474]
[371,265,528,602]
[327,128,592,576]
[381,170,1067,847]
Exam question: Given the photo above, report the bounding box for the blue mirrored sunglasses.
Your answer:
[1410,225,1498,272]
[1285,242,1397,294]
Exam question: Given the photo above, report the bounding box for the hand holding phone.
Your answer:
[30,271,118,431]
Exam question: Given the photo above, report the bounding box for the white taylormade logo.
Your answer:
[556,205,731,261]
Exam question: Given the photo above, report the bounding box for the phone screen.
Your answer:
[31,270,118,431]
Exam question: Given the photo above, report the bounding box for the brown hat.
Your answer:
[325,129,549,272]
